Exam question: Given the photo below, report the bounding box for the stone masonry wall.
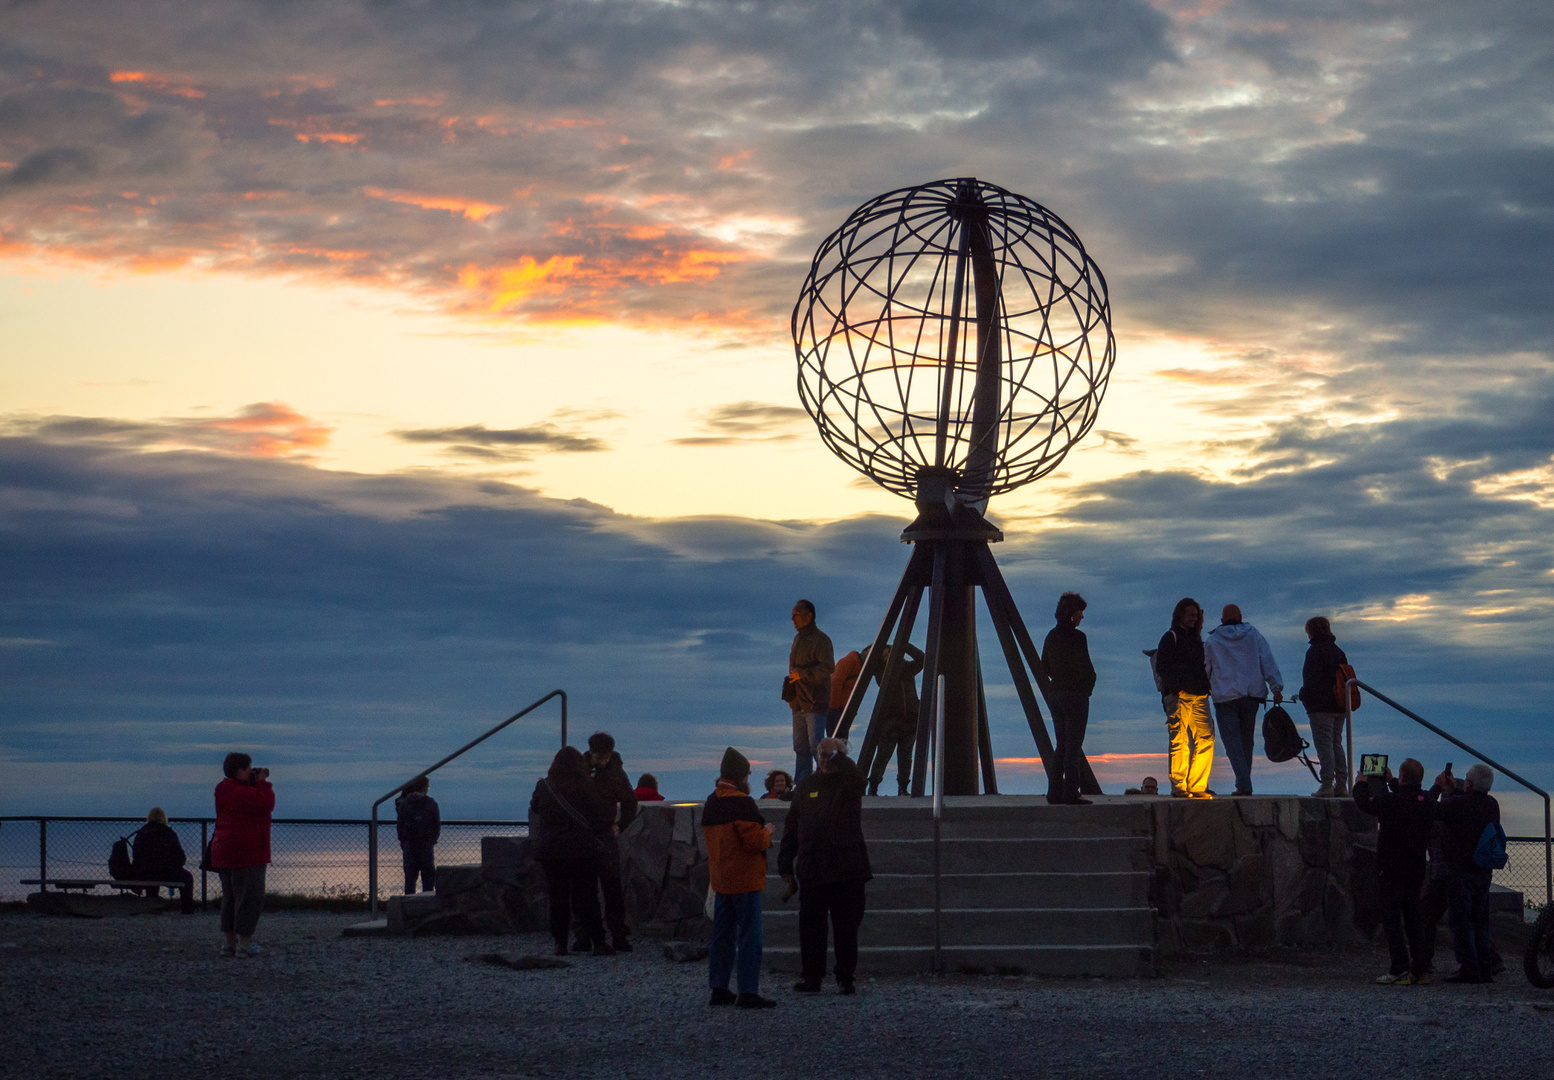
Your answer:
[619,803,714,941]
[1150,797,1379,954]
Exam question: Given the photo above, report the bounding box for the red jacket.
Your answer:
[211,778,275,868]
[633,786,665,802]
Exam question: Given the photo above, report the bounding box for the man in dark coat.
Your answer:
[786,599,835,786]
[1433,763,1502,983]
[1353,758,1437,983]
[394,775,441,894]
[1041,591,1096,805]
[1156,597,1214,798]
[1298,615,1351,797]
[575,731,639,952]
[131,807,194,914]
[865,642,924,797]
[779,737,871,995]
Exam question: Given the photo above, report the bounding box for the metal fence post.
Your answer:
[201,819,209,912]
[369,810,379,919]
[39,818,47,891]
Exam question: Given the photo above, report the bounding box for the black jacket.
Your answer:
[130,822,187,881]
[1299,633,1349,713]
[590,751,639,835]
[1353,779,1436,883]
[395,792,442,847]
[872,644,924,736]
[1042,623,1096,696]
[1436,787,1501,874]
[778,754,872,887]
[529,774,611,862]
[1156,626,1210,695]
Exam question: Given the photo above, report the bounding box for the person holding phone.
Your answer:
[1352,758,1436,984]
[211,752,274,957]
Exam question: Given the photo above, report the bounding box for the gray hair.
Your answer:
[1465,763,1494,792]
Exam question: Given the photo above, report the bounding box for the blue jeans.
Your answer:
[1214,697,1260,794]
[1447,868,1494,976]
[793,711,826,784]
[1306,711,1348,786]
[1047,690,1089,804]
[402,842,436,893]
[709,890,764,995]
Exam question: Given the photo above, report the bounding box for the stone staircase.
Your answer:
[758,795,1156,977]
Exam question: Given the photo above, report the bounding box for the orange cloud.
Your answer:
[362,186,504,221]
[197,403,332,457]
[457,247,751,319]
[460,255,583,311]
[109,70,206,98]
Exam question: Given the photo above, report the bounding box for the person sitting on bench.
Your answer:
[132,807,195,914]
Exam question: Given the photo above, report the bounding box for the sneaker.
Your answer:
[218,943,236,958]
[1444,969,1483,984]
[1333,782,1349,798]
[709,988,738,1007]
[1411,974,1430,986]
[792,980,822,994]
[591,941,617,957]
[239,943,263,957]
[1171,789,1190,799]
[1375,972,1407,985]
[737,993,778,1009]
[1188,791,1213,799]
[1232,789,1253,797]
[1312,784,1334,798]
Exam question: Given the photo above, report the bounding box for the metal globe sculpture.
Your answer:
[792,178,1115,798]
[793,177,1114,505]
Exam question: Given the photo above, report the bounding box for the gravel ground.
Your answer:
[2,910,1550,1080]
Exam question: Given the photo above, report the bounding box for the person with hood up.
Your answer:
[1155,598,1215,799]
[529,746,615,956]
[394,774,441,894]
[1297,616,1350,797]
[1204,604,1283,797]
[779,737,871,996]
[576,731,638,953]
[701,747,777,1009]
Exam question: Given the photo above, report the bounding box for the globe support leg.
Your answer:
[855,586,924,784]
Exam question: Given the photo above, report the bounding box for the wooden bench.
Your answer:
[22,878,188,894]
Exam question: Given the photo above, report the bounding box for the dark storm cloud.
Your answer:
[671,400,810,446]
[393,422,607,459]
[4,387,1553,816]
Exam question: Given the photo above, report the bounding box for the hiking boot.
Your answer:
[709,988,738,1007]
[1312,784,1334,798]
[1171,789,1190,799]
[1333,781,1349,797]
[737,993,778,1009]
[792,980,822,993]
[1375,972,1408,985]
[867,782,880,796]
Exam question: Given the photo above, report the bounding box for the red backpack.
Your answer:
[1333,663,1361,711]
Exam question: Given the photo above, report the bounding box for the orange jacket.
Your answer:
[701,780,771,894]
[829,649,863,710]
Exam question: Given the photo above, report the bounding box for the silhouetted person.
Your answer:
[131,807,194,914]
[702,747,776,1009]
[575,731,637,953]
[633,773,665,802]
[530,746,613,956]
[1353,758,1436,984]
[865,642,923,797]
[1204,603,1283,796]
[1298,616,1350,797]
[785,599,834,785]
[1041,591,1096,805]
[395,775,441,894]
[1433,763,1501,983]
[780,737,871,996]
[211,752,273,957]
[1157,598,1214,798]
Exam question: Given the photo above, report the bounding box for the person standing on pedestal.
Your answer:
[1298,616,1351,797]
[702,747,777,1009]
[1204,604,1283,797]
[865,642,924,797]
[826,646,864,739]
[1156,598,1215,799]
[1041,592,1096,806]
[785,599,834,786]
[780,737,871,996]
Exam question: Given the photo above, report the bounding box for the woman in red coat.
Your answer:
[211,751,275,957]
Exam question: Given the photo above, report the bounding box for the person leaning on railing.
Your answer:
[211,752,275,958]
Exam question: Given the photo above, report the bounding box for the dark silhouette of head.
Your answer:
[1055,592,1087,625]
[548,745,590,783]
[223,752,252,779]
[1305,616,1333,641]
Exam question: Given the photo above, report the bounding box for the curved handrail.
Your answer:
[368,689,567,917]
[1347,678,1551,906]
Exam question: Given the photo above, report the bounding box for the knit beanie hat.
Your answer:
[720,746,750,782]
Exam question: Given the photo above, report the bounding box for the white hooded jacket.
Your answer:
[1204,621,1284,703]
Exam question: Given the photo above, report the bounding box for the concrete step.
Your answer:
[762,906,1155,949]
[761,943,1154,978]
[757,797,1156,840]
[759,871,1151,909]
[864,836,1151,875]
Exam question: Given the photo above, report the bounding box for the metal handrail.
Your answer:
[368,689,567,917]
[1346,677,1552,906]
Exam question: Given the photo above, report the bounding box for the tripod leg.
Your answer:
[858,586,923,785]
[975,658,998,794]
[835,546,929,741]
[911,545,949,797]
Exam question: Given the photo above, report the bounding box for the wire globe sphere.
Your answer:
[792,178,1115,503]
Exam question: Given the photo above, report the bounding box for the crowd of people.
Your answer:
[783,594,1363,803]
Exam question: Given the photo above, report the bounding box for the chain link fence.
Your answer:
[3,816,1547,908]
[0,817,526,905]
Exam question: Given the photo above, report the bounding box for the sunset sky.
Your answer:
[3,1,1552,829]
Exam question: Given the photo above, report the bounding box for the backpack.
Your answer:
[1333,662,1361,711]
[397,795,435,845]
[1262,705,1304,763]
[1143,646,1166,693]
[109,835,135,880]
[1472,821,1508,870]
